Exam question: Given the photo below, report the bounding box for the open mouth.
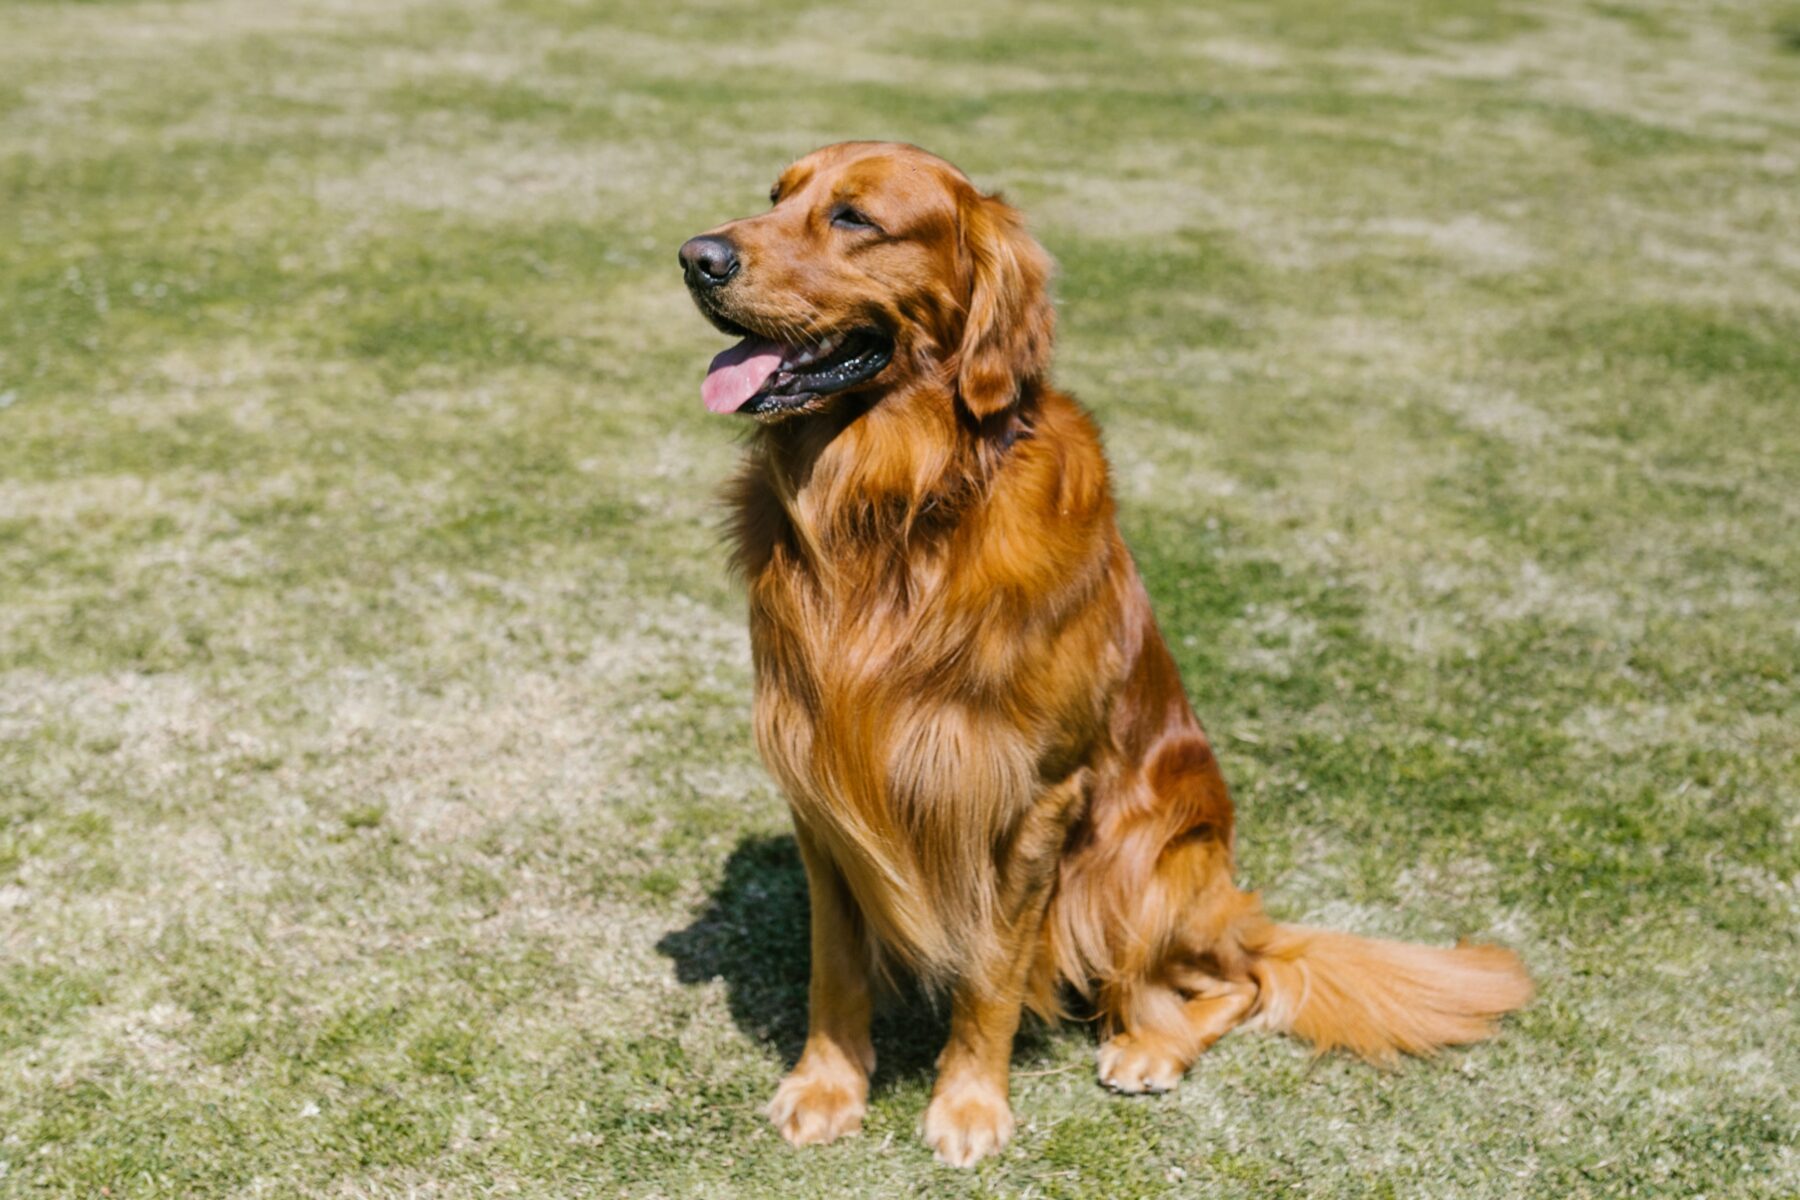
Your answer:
[701,327,893,417]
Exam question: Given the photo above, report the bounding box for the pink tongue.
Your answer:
[702,337,785,414]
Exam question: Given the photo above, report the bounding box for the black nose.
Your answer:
[679,235,740,288]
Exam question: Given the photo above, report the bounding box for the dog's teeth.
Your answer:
[785,334,840,372]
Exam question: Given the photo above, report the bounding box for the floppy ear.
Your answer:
[956,190,1055,420]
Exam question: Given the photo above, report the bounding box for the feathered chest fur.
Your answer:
[735,516,1123,971]
[746,550,1034,965]
[722,394,1125,973]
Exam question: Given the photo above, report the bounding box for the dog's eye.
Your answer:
[769,185,781,206]
[830,205,879,232]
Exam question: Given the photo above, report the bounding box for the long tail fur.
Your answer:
[1235,914,1533,1062]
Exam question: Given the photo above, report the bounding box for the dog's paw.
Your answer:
[766,1065,867,1147]
[1097,1033,1188,1094]
[921,1079,1014,1168]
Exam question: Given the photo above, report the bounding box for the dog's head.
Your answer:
[680,142,1053,424]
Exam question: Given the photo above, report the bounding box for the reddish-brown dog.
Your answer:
[679,142,1531,1167]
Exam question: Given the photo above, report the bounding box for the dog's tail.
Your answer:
[1235,912,1533,1062]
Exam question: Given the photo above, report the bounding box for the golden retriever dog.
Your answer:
[678,141,1531,1167]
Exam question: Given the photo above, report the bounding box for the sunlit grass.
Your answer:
[2,0,1796,1195]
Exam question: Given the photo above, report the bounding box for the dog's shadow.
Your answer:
[656,833,1054,1090]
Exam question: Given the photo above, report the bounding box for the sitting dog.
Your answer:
[679,141,1531,1167]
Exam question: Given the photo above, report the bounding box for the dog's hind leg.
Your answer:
[1093,842,1260,1094]
[1077,726,1262,1094]
[1088,724,1530,1082]
[1096,963,1255,1094]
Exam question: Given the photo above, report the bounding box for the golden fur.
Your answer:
[681,141,1532,1166]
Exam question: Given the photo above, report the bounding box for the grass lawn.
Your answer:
[3,0,1798,1195]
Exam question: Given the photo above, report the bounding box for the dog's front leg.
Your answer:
[921,773,1085,1168]
[920,962,1032,1167]
[766,822,876,1147]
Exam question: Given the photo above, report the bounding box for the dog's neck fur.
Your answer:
[746,379,1041,568]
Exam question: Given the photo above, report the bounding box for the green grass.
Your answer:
[2,0,1797,1195]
